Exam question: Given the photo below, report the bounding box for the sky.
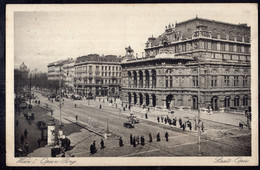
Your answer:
[14,4,254,73]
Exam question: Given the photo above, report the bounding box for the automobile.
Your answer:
[49,94,56,98]
[123,121,134,128]
[55,97,61,102]
[168,110,175,114]
[86,96,94,100]
[72,95,82,100]
[127,114,139,124]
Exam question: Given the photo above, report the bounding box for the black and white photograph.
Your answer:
[6,3,258,166]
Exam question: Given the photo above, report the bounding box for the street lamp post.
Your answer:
[194,56,202,156]
[197,62,201,156]
[59,66,63,127]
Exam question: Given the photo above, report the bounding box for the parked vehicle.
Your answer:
[49,94,56,98]
[123,121,134,128]
[55,96,61,102]
[127,114,139,124]
[72,95,82,100]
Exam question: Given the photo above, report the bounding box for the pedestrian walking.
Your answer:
[99,104,102,109]
[24,129,28,138]
[157,116,160,123]
[165,132,169,142]
[133,137,136,147]
[136,136,140,145]
[193,117,197,130]
[156,132,160,142]
[187,120,192,130]
[179,118,182,128]
[25,142,29,153]
[38,138,41,147]
[149,133,153,142]
[164,117,167,124]
[75,104,77,108]
[182,122,186,131]
[20,134,24,145]
[76,115,78,122]
[145,113,148,119]
[161,116,163,122]
[119,137,124,147]
[239,122,244,130]
[100,138,105,149]
[201,122,204,132]
[173,118,176,126]
[130,134,133,145]
[141,135,145,146]
[90,144,94,154]
[92,141,97,153]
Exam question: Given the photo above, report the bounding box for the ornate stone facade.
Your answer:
[121,17,251,111]
[74,54,122,97]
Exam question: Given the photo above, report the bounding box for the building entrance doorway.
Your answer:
[166,94,173,109]
[211,96,218,110]
[192,96,198,110]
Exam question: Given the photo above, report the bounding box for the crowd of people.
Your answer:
[157,115,204,132]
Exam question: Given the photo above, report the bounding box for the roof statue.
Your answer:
[125,46,134,55]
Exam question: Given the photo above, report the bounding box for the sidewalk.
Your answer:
[86,98,248,127]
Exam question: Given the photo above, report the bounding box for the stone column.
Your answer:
[149,97,153,107]
[136,95,140,105]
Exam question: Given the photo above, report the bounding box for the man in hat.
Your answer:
[141,135,145,146]
[149,133,153,142]
[130,134,133,145]
[119,137,124,147]
[156,133,160,142]
[100,138,105,149]
[165,132,169,142]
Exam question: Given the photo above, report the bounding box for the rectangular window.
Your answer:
[212,42,217,51]
[211,76,217,87]
[102,66,104,70]
[192,76,198,87]
[243,76,248,86]
[229,44,233,52]
[170,76,173,87]
[237,45,241,53]
[234,76,239,86]
[224,76,230,86]
[105,66,107,70]
[109,66,111,70]
[165,76,168,88]
[220,43,225,51]
[112,66,114,71]
[204,41,208,50]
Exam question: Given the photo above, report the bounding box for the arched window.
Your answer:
[234,96,240,106]
[152,69,156,88]
[139,70,143,88]
[133,71,137,88]
[224,96,230,107]
[243,95,248,106]
[128,71,132,87]
[145,70,149,88]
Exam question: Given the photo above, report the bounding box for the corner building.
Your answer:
[121,17,251,112]
[74,54,122,97]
